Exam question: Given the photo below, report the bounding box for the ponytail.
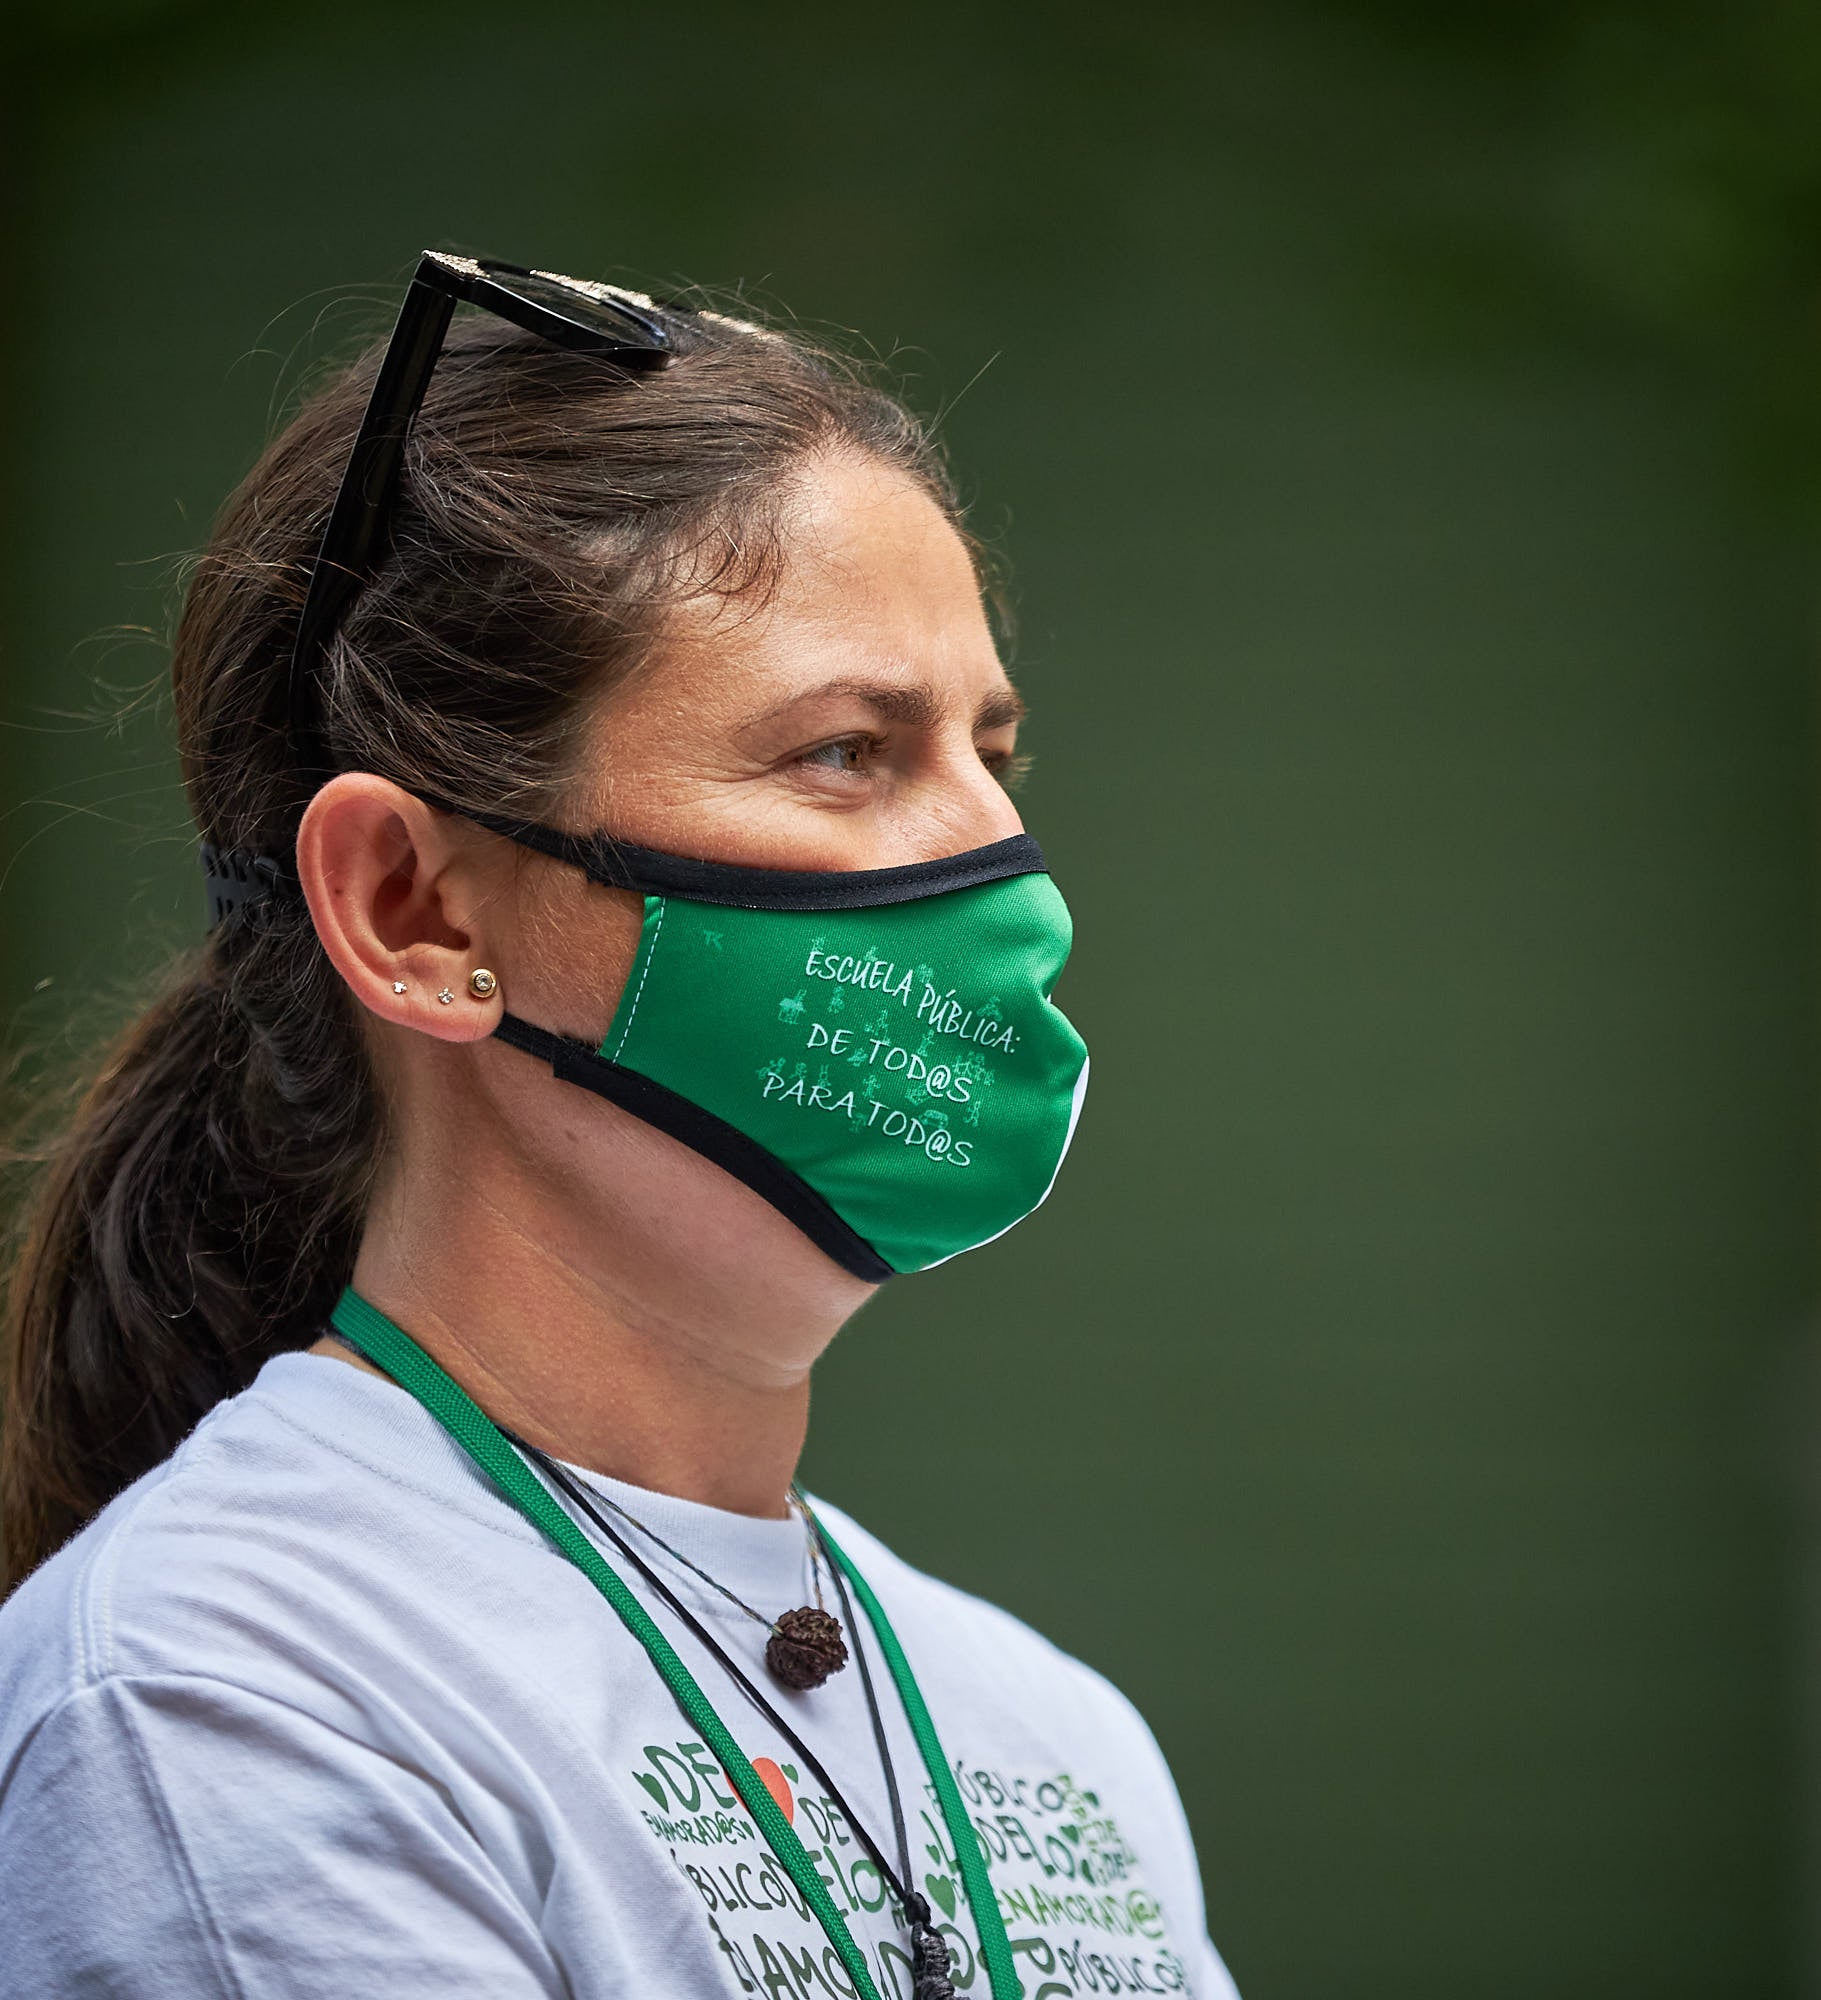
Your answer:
[2,916,377,1589]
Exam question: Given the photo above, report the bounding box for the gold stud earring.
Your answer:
[468,967,499,1000]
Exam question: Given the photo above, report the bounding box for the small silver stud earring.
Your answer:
[392,981,408,995]
[437,987,455,1006]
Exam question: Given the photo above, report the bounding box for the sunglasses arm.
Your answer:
[284,263,458,783]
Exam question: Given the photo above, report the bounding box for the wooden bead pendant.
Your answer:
[766,1607,849,1689]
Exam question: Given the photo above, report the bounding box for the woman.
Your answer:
[0,254,1239,1999]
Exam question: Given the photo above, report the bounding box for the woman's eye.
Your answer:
[797,735,876,775]
[792,733,1029,788]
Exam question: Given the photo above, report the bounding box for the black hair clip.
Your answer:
[199,844,298,929]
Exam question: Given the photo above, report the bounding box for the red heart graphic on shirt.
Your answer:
[751,1756,795,1824]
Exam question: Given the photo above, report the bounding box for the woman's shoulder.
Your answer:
[0,1396,239,1773]
[0,1350,538,1742]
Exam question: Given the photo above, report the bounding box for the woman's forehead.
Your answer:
[621,455,1014,731]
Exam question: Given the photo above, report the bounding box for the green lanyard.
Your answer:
[330,1288,1019,2000]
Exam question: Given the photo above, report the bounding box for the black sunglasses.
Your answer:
[283,251,677,785]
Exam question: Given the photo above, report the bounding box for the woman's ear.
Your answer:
[296,775,505,1044]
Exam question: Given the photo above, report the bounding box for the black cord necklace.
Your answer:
[494,1423,956,2000]
[539,1460,849,1690]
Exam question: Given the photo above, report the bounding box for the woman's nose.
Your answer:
[920,735,1026,855]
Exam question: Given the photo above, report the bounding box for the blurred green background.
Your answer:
[6,2,1819,1994]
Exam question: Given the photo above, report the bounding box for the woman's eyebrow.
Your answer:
[975,687,1027,731]
[752,677,1026,732]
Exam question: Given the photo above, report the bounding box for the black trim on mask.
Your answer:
[492,1012,897,1284]
[422,792,1046,911]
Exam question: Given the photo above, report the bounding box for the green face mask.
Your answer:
[451,806,1089,1279]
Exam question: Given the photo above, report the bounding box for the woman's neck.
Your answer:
[314,1140,867,1519]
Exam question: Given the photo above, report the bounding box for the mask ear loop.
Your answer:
[488,1013,896,1285]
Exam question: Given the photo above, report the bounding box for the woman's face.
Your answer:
[408,448,1030,1325]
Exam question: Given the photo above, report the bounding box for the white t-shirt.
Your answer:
[0,1349,1240,1999]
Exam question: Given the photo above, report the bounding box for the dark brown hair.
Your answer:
[1,290,961,1593]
